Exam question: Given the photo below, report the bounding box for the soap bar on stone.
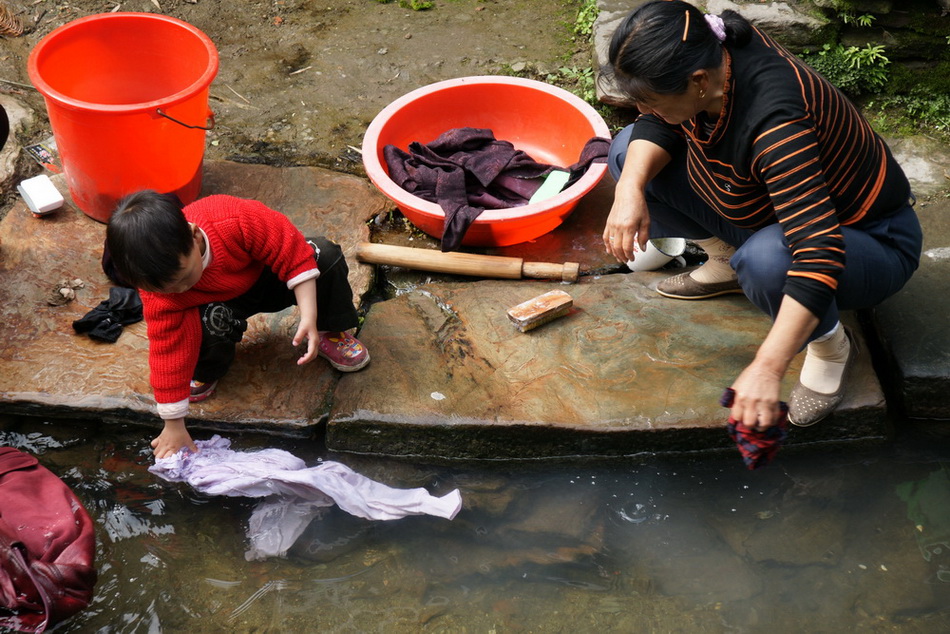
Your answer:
[506,290,573,332]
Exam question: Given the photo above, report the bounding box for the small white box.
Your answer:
[17,175,64,216]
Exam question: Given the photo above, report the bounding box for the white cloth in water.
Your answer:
[149,435,462,560]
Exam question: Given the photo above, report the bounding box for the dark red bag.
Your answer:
[0,447,97,633]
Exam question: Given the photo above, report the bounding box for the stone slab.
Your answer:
[870,195,950,421]
[327,275,885,460]
[0,160,387,432]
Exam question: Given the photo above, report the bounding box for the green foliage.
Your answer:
[374,0,433,9]
[547,65,596,106]
[868,90,950,139]
[840,12,875,28]
[399,0,433,9]
[884,62,950,98]
[803,43,890,97]
[574,0,598,37]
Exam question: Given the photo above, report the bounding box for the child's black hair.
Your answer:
[604,0,752,103]
[106,190,193,291]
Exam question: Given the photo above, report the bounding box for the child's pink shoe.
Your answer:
[318,331,370,372]
[189,379,218,403]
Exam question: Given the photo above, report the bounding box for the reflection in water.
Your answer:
[2,415,950,631]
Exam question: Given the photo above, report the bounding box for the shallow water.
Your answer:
[3,415,950,633]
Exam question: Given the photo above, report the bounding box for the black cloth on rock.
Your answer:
[383,127,610,251]
[72,287,143,343]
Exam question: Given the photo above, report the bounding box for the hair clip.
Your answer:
[705,14,726,42]
[682,9,690,42]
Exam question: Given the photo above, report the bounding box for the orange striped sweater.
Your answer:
[630,26,910,318]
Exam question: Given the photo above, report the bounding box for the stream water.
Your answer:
[2,414,950,632]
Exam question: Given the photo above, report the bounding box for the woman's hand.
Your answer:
[603,138,672,263]
[729,361,784,430]
[603,186,650,263]
[729,296,821,429]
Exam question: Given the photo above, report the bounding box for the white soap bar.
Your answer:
[17,175,64,215]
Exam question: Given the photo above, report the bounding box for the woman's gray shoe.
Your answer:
[656,271,743,300]
[788,328,858,427]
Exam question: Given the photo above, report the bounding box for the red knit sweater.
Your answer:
[140,195,318,408]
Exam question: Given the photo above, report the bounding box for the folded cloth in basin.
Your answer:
[149,435,462,560]
[384,127,609,251]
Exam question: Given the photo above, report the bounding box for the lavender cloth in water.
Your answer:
[149,435,462,560]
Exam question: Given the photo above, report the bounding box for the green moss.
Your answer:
[884,62,950,97]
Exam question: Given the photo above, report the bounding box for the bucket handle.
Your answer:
[156,109,216,131]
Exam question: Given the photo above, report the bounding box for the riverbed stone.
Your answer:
[870,194,950,421]
[0,160,382,432]
[327,274,886,460]
[886,135,950,198]
[1,141,943,459]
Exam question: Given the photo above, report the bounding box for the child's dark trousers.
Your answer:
[192,237,359,382]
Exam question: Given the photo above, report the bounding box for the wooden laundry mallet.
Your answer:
[355,242,581,283]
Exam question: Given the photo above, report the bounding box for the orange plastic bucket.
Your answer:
[27,13,218,222]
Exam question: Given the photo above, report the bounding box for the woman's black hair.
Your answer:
[105,190,192,291]
[605,0,753,102]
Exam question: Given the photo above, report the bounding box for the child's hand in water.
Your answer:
[151,419,198,459]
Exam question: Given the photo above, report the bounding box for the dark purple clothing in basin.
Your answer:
[384,127,608,251]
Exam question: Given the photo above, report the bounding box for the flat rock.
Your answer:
[870,195,950,421]
[327,275,885,460]
[0,160,386,432]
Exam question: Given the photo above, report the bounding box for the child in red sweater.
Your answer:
[106,190,370,458]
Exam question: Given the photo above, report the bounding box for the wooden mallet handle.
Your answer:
[355,243,580,283]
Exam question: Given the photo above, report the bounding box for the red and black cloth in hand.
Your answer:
[720,388,789,470]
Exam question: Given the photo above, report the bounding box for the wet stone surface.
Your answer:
[327,273,886,460]
[5,145,943,459]
[871,195,950,421]
[0,160,385,432]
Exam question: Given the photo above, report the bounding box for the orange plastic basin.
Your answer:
[362,76,610,247]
